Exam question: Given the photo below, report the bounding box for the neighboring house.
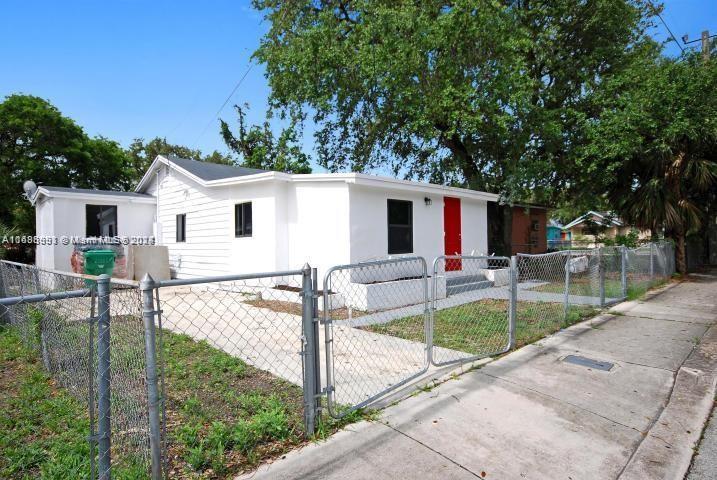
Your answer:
[563,211,649,246]
[547,219,571,249]
[487,203,550,255]
[510,204,549,255]
[32,187,156,273]
[31,155,498,280]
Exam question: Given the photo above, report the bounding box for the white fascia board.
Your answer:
[204,171,292,186]
[135,155,166,192]
[291,173,499,202]
[135,157,497,201]
[34,187,156,205]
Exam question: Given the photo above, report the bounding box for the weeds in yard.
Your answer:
[363,299,597,355]
[0,325,144,479]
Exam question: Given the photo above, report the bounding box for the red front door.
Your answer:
[443,196,462,271]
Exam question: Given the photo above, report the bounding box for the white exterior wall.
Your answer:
[460,198,489,256]
[347,184,489,266]
[34,196,155,271]
[287,181,351,281]
[35,197,55,270]
[154,167,288,278]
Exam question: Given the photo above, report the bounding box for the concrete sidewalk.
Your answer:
[240,274,717,480]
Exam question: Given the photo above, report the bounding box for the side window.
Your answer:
[387,199,413,254]
[235,202,253,237]
[176,214,186,242]
[86,205,118,237]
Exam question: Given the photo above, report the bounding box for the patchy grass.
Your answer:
[530,277,625,299]
[1,312,359,480]
[160,330,357,479]
[0,325,145,479]
[363,299,597,354]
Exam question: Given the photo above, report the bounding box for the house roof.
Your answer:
[134,154,501,203]
[563,211,623,230]
[31,186,156,205]
[41,186,153,198]
[163,155,267,181]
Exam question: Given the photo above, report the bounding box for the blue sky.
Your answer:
[0,0,714,173]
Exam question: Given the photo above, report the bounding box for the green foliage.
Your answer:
[364,299,596,354]
[220,104,312,173]
[252,0,655,204]
[602,230,640,248]
[0,94,135,234]
[126,137,235,183]
[581,52,717,272]
[0,326,144,479]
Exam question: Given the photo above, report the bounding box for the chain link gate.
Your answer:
[430,255,515,367]
[322,257,430,417]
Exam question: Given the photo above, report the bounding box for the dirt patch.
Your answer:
[245,299,369,321]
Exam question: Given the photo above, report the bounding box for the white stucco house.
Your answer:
[31,155,498,281]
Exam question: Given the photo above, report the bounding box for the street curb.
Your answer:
[618,324,717,480]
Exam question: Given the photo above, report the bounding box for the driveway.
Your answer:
[156,286,464,406]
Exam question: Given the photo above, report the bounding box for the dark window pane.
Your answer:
[176,214,186,242]
[243,202,252,236]
[86,205,117,237]
[235,202,253,237]
[235,204,243,236]
[388,200,411,226]
[387,200,412,254]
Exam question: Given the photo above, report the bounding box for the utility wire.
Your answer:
[194,61,255,144]
[648,1,685,53]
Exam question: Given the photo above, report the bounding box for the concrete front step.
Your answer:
[446,280,494,296]
[446,274,487,286]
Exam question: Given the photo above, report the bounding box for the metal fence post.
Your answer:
[140,274,162,480]
[563,250,572,320]
[649,242,655,280]
[96,275,112,480]
[300,264,317,436]
[508,256,518,349]
[0,265,9,324]
[621,246,628,299]
[311,268,322,414]
[88,288,97,480]
[598,248,606,307]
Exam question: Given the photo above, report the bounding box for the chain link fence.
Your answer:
[322,257,430,416]
[0,260,149,479]
[0,241,675,478]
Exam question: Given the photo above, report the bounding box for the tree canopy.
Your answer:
[252,0,655,203]
[126,137,234,183]
[581,51,717,271]
[0,94,133,234]
[220,104,312,173]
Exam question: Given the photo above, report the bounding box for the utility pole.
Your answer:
[683,30,714,61]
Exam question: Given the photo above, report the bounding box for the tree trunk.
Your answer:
[676,233,687,274]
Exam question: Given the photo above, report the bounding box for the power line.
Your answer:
[193,61,255,145]
[648,1,685,53]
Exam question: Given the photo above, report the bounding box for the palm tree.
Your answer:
[603,53,717,274]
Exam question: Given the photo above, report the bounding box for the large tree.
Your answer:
[581,52,717,273]
[252,0,656,252]
[220,104,312,173]
[0,94,133,234]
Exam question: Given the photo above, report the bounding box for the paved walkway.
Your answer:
[239,274,717,480]
[157,287,466,406]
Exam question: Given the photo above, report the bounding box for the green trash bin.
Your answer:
[84,249,115,286]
